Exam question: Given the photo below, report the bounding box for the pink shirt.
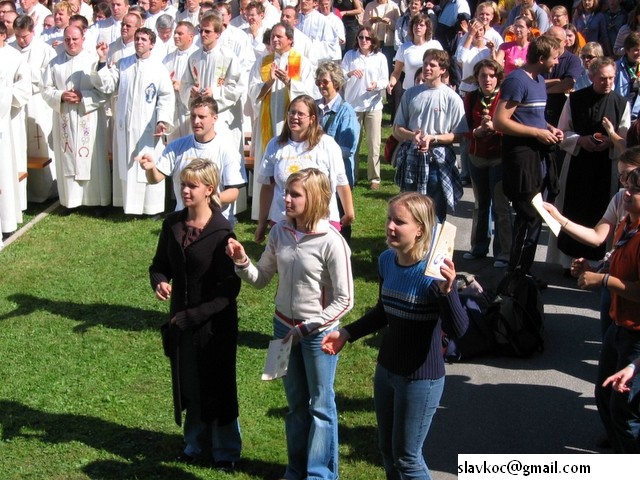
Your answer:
[499,41,528,76]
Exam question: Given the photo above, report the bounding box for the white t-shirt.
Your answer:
[257,135,348,223]
[394,39,443,90]
[156,134,246,224]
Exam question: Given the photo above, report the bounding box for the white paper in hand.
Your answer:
[424,221,457,280]
[262,337,292,380]
[531,193,561,236]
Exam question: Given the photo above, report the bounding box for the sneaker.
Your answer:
[462,252,485,260]
[493,259,509,268]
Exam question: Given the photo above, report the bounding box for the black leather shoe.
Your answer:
[213,461,236,472]
[176,452,197,464]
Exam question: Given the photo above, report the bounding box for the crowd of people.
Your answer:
[2,0,640,476]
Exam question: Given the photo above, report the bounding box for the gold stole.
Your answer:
[259,49,302,152]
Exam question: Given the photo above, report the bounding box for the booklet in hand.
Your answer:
[262,337,292,381]
[531,193,561,236]
[424,221,457,280]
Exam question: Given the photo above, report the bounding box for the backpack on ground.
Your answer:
[443,274,496,362]
[486,270,544,357]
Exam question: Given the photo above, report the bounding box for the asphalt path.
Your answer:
[428,185,605,480]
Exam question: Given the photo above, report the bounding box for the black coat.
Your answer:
[150,207,241,426]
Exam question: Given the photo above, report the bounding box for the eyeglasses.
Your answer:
[315,79,331,87]
[581,54,596,60]
[288,111,310,118]
[357,35,372,41]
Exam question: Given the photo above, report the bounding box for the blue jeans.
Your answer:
[595,324,640,453]
[373,364,445,480]
[468,155,512,260]
[179,330,242,462]
[274,320,339,480]
[425,165,447,223]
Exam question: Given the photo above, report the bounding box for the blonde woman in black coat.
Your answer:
[149,158,241,471]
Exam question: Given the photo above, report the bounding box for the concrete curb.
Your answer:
[1,200,60,251]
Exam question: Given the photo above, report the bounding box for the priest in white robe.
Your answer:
[13,14,58,203]
[92,27,174,215]
[247,22,313,219]
[162,20,197,142]
[41,25,111,212]
[0,22,31,235]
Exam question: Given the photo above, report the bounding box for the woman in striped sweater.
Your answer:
[322,191,468,480]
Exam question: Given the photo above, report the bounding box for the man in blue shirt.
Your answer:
[494,35,563,276]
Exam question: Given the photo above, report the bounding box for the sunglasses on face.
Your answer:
[315,79,331,87]
[358,35,372,41]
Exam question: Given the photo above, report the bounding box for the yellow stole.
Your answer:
[259,49,302,152]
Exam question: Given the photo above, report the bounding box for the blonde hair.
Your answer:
[179,158,221,208]
[285,168,331,232]
[476,1,500,26]
[388,192,436,260]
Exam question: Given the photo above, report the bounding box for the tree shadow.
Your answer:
[0,399,193,479]
[0,399,284,479]
[0,294,273,350]
[0,293,163,333]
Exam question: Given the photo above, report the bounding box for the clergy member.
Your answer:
[247,22,314,218]
[41,25,110,215]
[0,21,30,236]
[92,27,175,216]
[13,14,58,203]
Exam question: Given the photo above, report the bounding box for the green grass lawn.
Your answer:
[0,148,400,479]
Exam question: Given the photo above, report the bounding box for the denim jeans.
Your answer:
[274,320,339,480]
[373,364,445,480]
[179,330,242,462]
[468,155,512,261]
[425,165,447,223]
[595,324,640,453]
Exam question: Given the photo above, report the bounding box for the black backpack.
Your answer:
[486,270,545,357]
[443,274,496,362]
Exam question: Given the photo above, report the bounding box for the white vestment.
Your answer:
[107,38,135,65]
[14,37,58,203]
[298,9,340,62]
[182,45,246,155]
[163,44,198,142]
[247,49,314,219]
[92,55,175,215]
[92,17,123,45]
[220,24,255,74]
[176,8,200,27]
[19,3,52,37]
[0,45,31,234]
[42,49,111,209]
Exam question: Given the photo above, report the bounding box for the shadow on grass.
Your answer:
[0,399,190,479]
[0,399,284,479]
[0,294,272,350]
[0,293,164,333]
